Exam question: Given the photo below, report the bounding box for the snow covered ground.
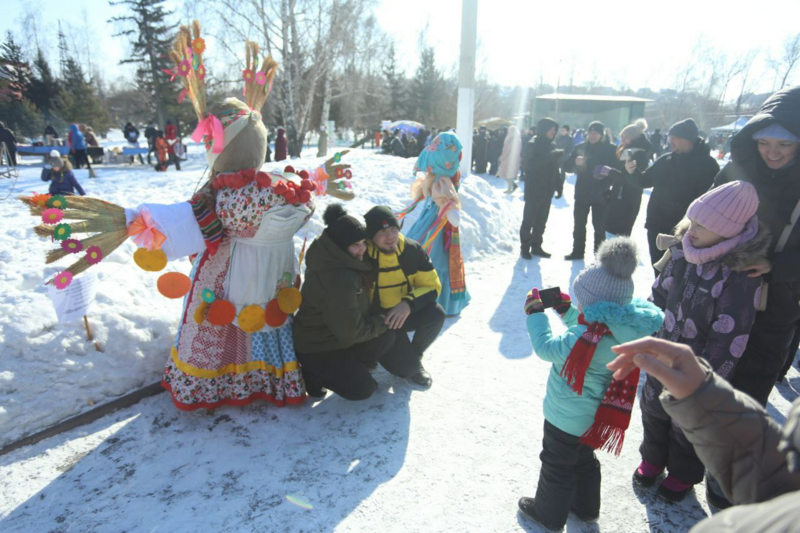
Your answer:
[0,141,797,532]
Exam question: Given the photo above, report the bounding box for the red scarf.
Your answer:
[560,314,639,456]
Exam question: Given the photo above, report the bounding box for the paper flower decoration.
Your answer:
[46,195,68,209]
[333,152,342,163]
[197,63,206,80]
[344,169,352,179]
[178,60,192,77]
[61,239,83,254]
[242,69,255,82]
[31,193,51,207]
[192,37,206,55]
[335,168,344,178]
[202,289,215,304]
[42,208,64,225]
[53,271,73,290]
[85,246,103,265]
[255,71,267,86]
[53,223,72,241]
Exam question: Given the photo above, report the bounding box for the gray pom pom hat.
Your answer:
[572,237,638,308]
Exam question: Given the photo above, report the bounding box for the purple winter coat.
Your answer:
[641,219,772,419]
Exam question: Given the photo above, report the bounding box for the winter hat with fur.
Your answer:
[323,203,366,250]
[572,237,638,308]
[686,180,759,238]
[620,118,648,141]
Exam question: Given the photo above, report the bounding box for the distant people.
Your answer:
[41,150,85,196]
[603,127,618,146]
[601,119,653,238]
[275,127,288,161]
[474,127,489,173]
[123,122,145,164]
[573,128,585,146]
[625,118,719,271]
[520,118,562,259]
[44,124,59,145]
[165,120,181,171]
[374,129,382,149]
[498,125,522,193]
[555,125,575,185]
[144,120,157,165]
[84,127,99,148]
[391,132,406,157]
[69,124,96,178]
[650,128,663,158]
[0,121,18,167]
[405,133,418,158]
[287,124,300,158]
[488,129,504,175]
[153,130,169,172]
[563,121,617,260]
[317,125,328,158]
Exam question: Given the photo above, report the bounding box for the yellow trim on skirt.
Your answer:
[170,346,299,379]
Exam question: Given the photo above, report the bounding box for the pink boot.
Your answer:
[633,460,664,487]
[657,475,693,502]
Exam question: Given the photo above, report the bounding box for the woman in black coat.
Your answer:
[713,86,800,407]
[603,119,653,238]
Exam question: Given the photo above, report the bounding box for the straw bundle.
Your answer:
[169,21,207,122]
[244,41,279,111]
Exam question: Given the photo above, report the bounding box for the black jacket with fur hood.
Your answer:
[642,219,772,419]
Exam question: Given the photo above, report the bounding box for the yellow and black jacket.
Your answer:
[365,234,441,313]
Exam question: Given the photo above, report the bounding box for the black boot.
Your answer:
[409,365,432,387]
[302,368,327,398]
[531,247,551,258]
[564,251,584,260]
[518,497,560,531]
[520,247,533,260]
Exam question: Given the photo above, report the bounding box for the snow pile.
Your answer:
[0,144,514,447]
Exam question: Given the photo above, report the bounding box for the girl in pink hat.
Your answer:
[633,180,772,502]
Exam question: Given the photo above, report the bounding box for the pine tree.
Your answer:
[0,30,45,137]
[55,56,112,134]
[409,46,446,125]
[110,0,178,127]
[28,48,60,121]
[0,31,32,100]
[383,42,406,120]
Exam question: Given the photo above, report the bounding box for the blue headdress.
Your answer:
[414,132,463,177]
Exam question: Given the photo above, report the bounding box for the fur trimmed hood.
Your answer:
[583,298,664,342]
[671,218,772,272]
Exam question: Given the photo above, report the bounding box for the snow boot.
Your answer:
[564,251,584,261]
[302,368,328,398]
[633,460,664,487]
[570,505,599,524]
[518,497,560,531]
[520,248,533,260]
[409,365,432,387]
[531,247,551,258]
[656,475,693,503]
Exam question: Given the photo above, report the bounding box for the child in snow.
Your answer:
[635,180,771,502]
[154,130,169,172]
[519,238,663,530]
[41,150,86,196]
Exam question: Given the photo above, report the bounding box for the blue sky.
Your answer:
[3,0,798,93]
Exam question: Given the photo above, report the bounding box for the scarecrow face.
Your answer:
[211,118,269,174]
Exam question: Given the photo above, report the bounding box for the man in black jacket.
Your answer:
[520,118,562,259]
[0,122,17,167]
[625,118,719,270]
[474,127,489,173]
[563,121,618,260]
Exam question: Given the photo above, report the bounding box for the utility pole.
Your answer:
[456,0,478,176]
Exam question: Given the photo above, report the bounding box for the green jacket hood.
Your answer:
[305,230,371,273]
[583,298,664,343]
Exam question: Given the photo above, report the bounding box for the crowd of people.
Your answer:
[515,85,800,530]
[380,127,440,158]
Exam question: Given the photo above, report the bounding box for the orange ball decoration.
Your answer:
[207,300,236,326]
[157,272,192,299]
[238,305,266,333]
[265,299,288,328]
[277,287,302,314]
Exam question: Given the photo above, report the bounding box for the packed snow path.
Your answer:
[1,146,797,532]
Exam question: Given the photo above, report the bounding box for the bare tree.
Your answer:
[769,32,800,90]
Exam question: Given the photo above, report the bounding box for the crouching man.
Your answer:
[364,206,446,387]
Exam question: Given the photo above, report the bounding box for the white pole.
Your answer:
[456,0,478,175]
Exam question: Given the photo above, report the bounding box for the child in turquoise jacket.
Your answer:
[518,238,664,531]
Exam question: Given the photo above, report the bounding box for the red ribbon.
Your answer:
[191,115,225,154]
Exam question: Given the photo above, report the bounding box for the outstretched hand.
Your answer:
[608,338,707,400]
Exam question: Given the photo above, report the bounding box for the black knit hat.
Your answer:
[364,205,400,239]
[323,204,366,250]
[587,121,605,135]
[536,117,558,137]
[668,118,699,142]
